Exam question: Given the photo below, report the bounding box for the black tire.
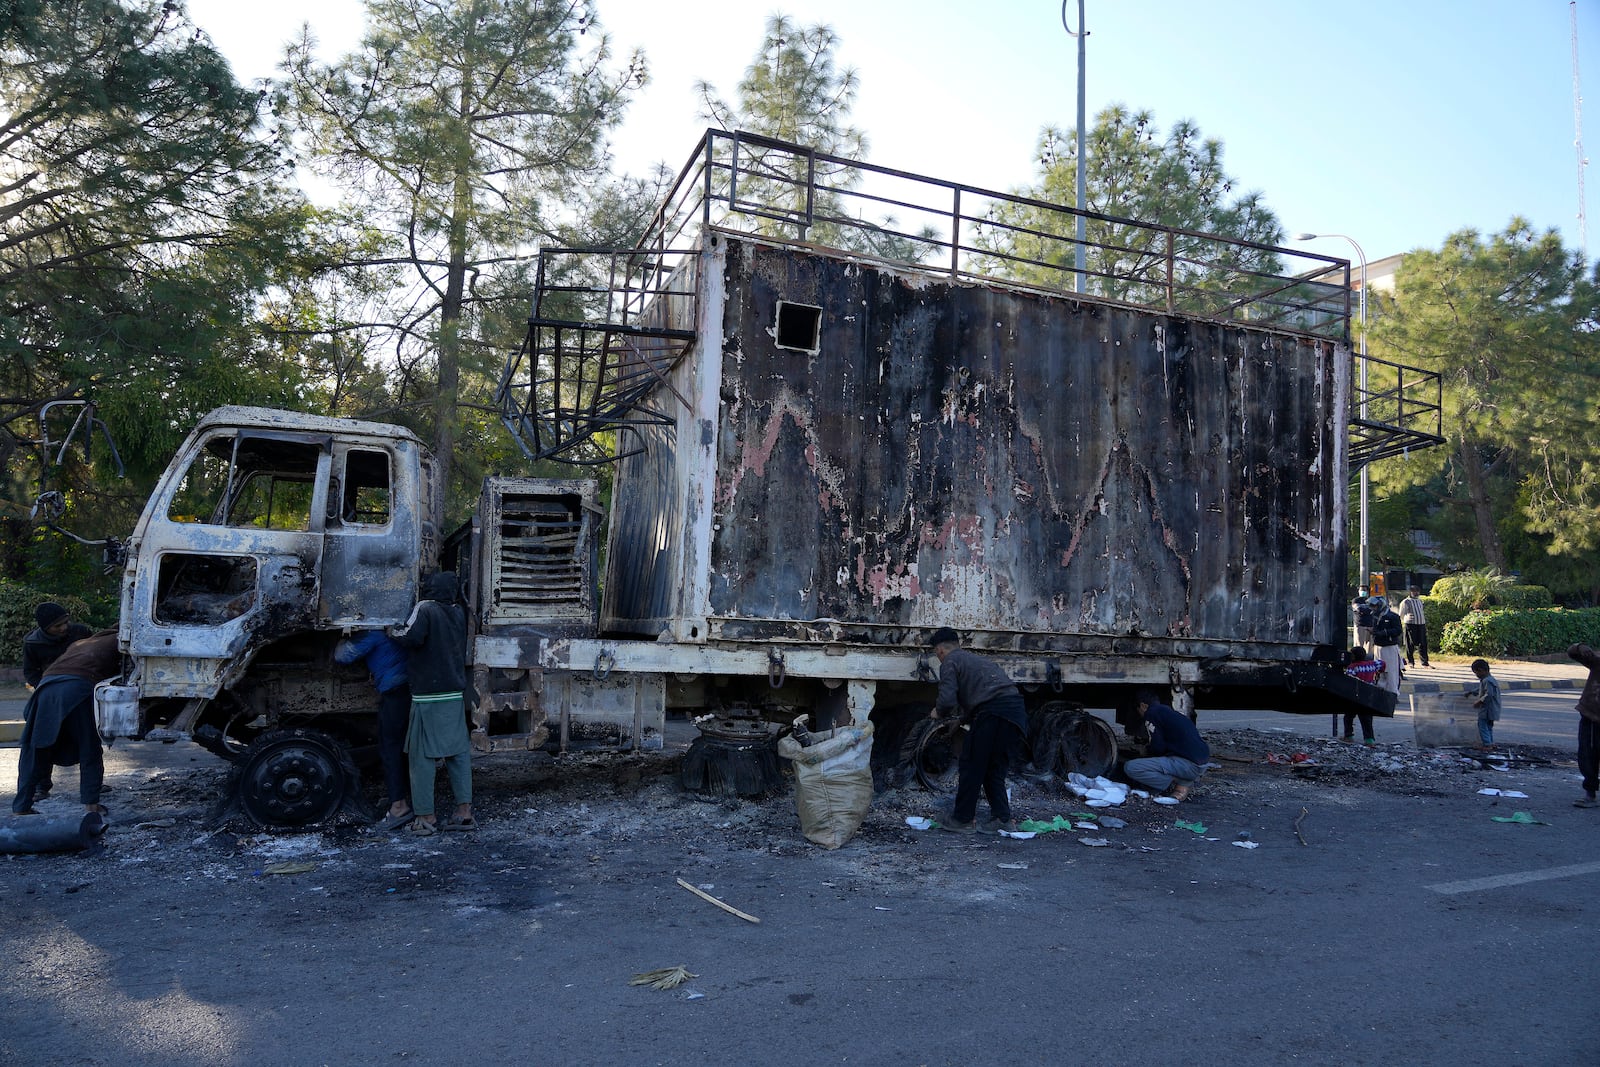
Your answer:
[232,727,355,829]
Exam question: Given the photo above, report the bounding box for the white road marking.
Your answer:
[1428,860,1600,895]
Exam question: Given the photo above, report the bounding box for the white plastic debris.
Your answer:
[1075,821,1100,830]
[905,816,934,830]
[997,862,1028,870]
[1232,841,1260,850]
[1078,837,1111,847]
[1066,774,1127,803]
[1477,788,1528,798]
[1152,796,1180,806]
[998,829,1038,840]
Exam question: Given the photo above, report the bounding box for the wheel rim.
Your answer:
[910,718,963,792]
[1059,713,1118,779]
[237,730,347,827]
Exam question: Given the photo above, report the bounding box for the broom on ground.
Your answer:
[630,966,697,990]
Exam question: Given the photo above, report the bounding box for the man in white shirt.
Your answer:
[1399,585,1431,668]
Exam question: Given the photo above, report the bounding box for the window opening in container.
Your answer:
[775,301,822,353]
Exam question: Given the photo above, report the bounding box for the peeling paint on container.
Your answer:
[601,238,1345,657]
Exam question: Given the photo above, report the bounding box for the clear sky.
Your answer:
[187,0,1597,266]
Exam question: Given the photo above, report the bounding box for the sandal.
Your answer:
[441,816,478,832]
[408,818,438,836]
[376,808,415,832]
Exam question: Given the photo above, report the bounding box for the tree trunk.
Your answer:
[1456,433,1505,570]
[434,200,467,469]
[432,52,477,474]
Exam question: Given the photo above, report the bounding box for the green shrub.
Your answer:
[1420,595,1468,632]
[0,579,101,667]
[1438,606,1600,657]
[1498,584,1553,609]
[1429,567,1513,610]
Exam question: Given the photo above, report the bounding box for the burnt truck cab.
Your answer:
[117,406,440,753]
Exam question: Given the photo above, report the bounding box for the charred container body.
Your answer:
[544,232,1381,721]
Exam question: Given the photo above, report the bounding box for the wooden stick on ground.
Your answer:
[676,877,761,924]
[1294,806,1310,847]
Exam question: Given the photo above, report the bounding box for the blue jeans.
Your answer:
[1477,714,1494,746]
[1125,755,1203,793]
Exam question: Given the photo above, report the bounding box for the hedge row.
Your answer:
[1419,595,1468,632]
[1437,606,1600,657]
[1496,585,1555,610]
[1415,585,1554,641]
[0,579,102,667]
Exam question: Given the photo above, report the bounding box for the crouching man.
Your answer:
[1124,690,1209,803]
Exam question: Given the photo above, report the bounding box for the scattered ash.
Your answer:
[6,725,1574,896]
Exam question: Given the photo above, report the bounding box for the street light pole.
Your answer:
[1063,1,1088,293]
[1296,232,1369,594]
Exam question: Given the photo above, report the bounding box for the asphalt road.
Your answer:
[1201,687,1584,748]
[2,698,1596,1067]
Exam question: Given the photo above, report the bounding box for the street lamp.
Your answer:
[1063,1,1087,293]
[1295,231,1369,598]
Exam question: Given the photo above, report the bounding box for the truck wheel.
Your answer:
[234,728,353,828]
[901,716,963,792]
[1029,705,1119,780]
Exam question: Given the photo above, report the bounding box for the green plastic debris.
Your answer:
[1071,812,1098,821]
[1490,811,1549,826]
[1174,819,1208,834]
[1016,815,1076,834]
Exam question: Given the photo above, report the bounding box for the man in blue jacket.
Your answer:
[1124,690,1210,802]
[334,630,413,831]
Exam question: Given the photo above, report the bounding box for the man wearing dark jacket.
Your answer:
[19,602,91,800]
[22,602,91,688]
[1124,691,1210,802]
[1570,644,1600,808]
[1370,596,1404,693]
[928,627,1028,834]
[12,630,119,816]
[389,572,473,834]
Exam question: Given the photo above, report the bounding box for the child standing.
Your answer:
[1471,658,1501,748]
[1343,646,1384,744]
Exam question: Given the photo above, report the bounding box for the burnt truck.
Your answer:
[103,131,1442,825]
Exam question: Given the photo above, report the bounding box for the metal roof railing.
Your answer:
[499,129,1441,465]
